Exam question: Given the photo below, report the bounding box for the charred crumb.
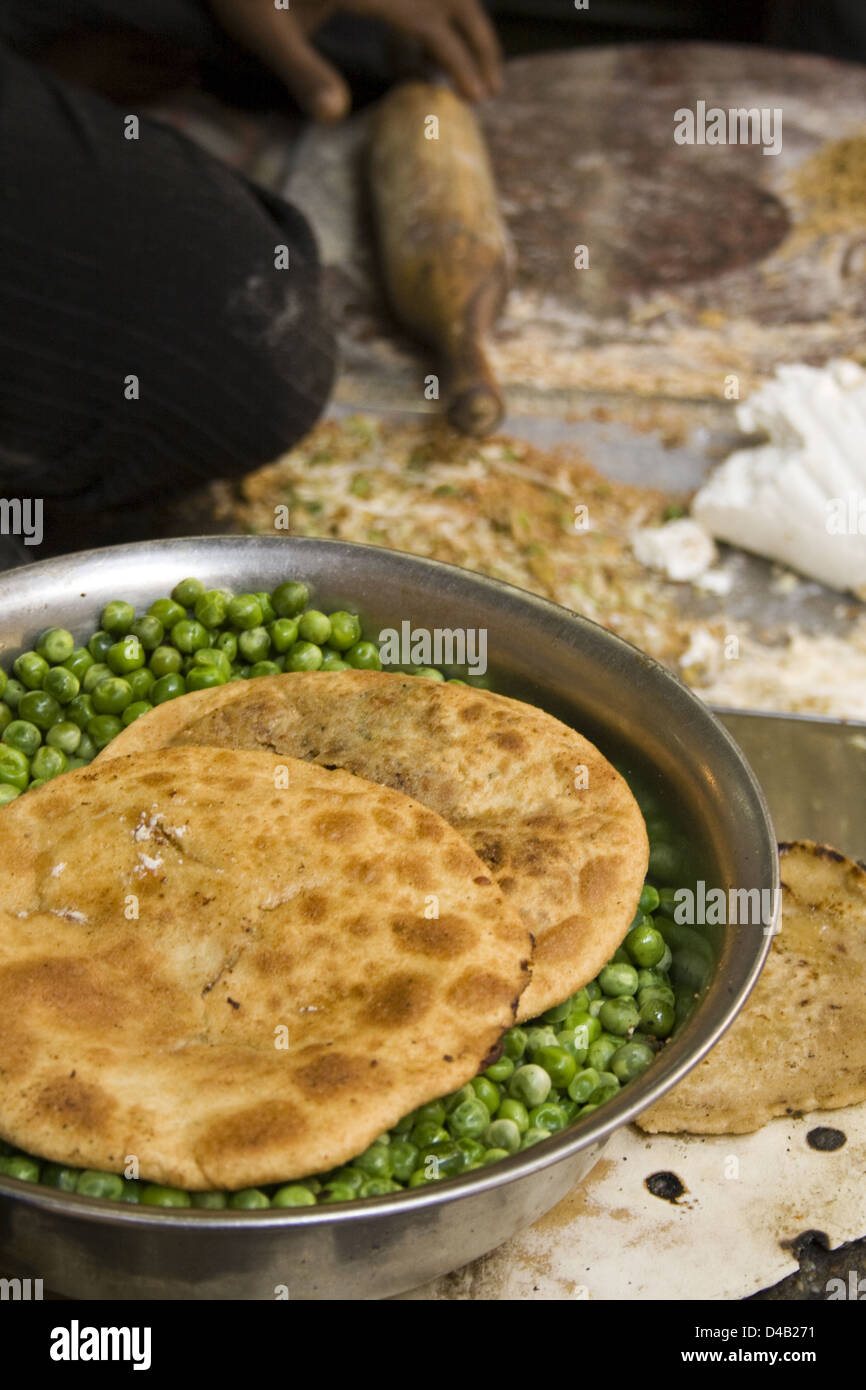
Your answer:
[645,1170,686,1203]
[226,997,240,1010]
[806,1126,846,1151]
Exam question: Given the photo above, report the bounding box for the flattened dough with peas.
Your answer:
[98,671,649,1019]
[0,748,531,1188]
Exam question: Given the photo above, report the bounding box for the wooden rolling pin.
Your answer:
[369,81,512,437]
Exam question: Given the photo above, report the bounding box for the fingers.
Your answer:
[212,3,351,120]
[449,0,503,96]
[414,14,486,102]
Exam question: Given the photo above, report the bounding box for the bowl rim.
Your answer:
[0,534,778,1229]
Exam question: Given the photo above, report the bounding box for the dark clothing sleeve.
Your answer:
[0,41,336,510]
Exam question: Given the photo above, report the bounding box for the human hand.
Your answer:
[207,0,502,121]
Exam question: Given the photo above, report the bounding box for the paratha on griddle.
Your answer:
[98,672,649,1019]
[0,748,530,1188]
[638,841,866,1134]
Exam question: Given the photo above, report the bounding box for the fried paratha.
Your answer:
[98,672,649,1018]
[0,748,531,1187]
[638,841,866,1134]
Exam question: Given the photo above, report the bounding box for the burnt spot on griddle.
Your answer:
[645,1170,686,1203]
[806,1126,846,1152]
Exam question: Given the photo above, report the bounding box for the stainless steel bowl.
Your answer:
[0,536,777,1299]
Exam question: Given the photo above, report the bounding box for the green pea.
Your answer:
[0,784,20,805]
[482,1118,521,1153]
[27,779,45,790]
[170,620,209,655]
[639,884,661,913]
[503,1027,528,1061]
[413,667,444,680]
[66,694,95,730]
[638,996,676,1038]
[566,1008,602,1044]
[637,984,675,1010]
[107,637,146,675]
[495,1097,530,1133]
[610,1040,656,1083]
[237,626,271,664]
[0,1155,40,1182]
[30,745,66,780]
[540,998,573,1024]
[286,641,322,672]
[43,666,80,704]
[589,1071,621,1105]
[272,1185,316,1208]
[41,1163,80,1191]
[271,581,309,618]
[587,1037,620,1072]
[118,1182,144,1204]
[529,1102,568,1133]
[322,1182,358,1202]
[389,1139,420,1183]
[3,679,25,711]
[149,645,184,678]
[140,1185,192,1207]
[471,1076,501,1113]
[598,962,640,997]
[327,611,362,651]
[249,661,282,679]
[406,1169,436,1188]
[268,618,299,653]
[186,667,226,692]
[456,1137,487,1169]
[598,996,640,1036]
[148,598,186,630]
[13,651,49,690]
[91,677,133,715]
[585,979,602,1002]
[46,722,82,755]
[508,1064,552,1108]
[129,616,164,652]
[151,674,187,705]
[18,689,61,731]
[76,1170,124,1200]
[534,1045,578,1090]
[626,922,666,968]
[448,1097,490,1140]
[320,654,351,672]
[86,715,123,750]
[216,631,238,663]
[482,1147,511,1166]
[190,1190,228,1209]
[346,640,381,671]
[410,1121,450,1150]
[520,1127,551,1150]
[554,1028,589,1067]
[568,1068,600,1104]
[657,886,679,918]
[62,648,94,681]
[126,667,155,702]
[355,1143,393,1179]
[525,1026,559,1058]
[76,732,97,760]
[636,969,669,992]
[82,662,112,694]
[252,593,275,625]
[171,577,206,608]
[420,1141,464,1177]
[648,842,682,883]
[101,600,136,636]
[194,590,229,629]
[358,1178,397,1198]
[227,594,263,630]
[87,632,114,664]
[121,701,153,726]
[36,627,75,664]
[0,745,30,790]
[3,720,41,757]
[0,669,5,699]
[228,1188,270,1209]
[485,1055,515,1084]
[0,703,12,736]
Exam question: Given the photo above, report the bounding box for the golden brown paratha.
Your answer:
[638,841,866,1135]
[98,671,649,1019]
[0,748,531,1188]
